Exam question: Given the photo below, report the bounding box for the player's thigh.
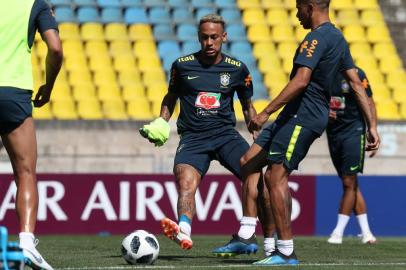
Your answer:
[341,132,365,175]
[268,124,318,172]
[327,133,344,176]
[174,133,212,176]
[216,130,250,179]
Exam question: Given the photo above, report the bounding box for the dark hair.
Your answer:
[199,14,225,29]
[297,0,330,9]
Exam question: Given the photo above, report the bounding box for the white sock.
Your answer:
[179,221,191,236]
[277,239,294,256]
[332,214,350,236]
[356,214,372,236]
[237,216,257,239]
[264,237,275,256]
[19,232,35,248]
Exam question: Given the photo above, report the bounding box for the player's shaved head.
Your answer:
[297,0,330,9]
[199,14,225,30]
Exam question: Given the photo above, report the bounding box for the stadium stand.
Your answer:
[33,0,405,120]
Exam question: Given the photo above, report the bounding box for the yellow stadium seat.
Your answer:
[366,25,391,43]
[52,99,78,120]
[264,71,288,90]
[400,103,406,119]
[392,86,406,103]
[386,70,406,89]
[33,103,53,120]
[122,83,146,101]
[284,0,295,9]
[110,40,133,56]
[373,42,397,59]
[354,0,379,10]
[64,54,88,72]
[98,84,122,101]
[32,69,43,87]
[34,40,47,59]
[343,25,366,43]
[243,9,266,25]
[237,0,261,9]
[62,40,84,57]
[258,56,281,73]
[272,25,295,42]
[58,23,81,40]
[253,42,276,58]
[138,57,162,72]
[89,55,112,71]
[233,100,245,121]
[143,70,167,85]
[72,83,97,101]
[247,25,271,42]
[267,9,290,25]
[102,99,128,120]
[151,100,164,117]
[85,40,108,57]
[289,9,300,26]
[146,82,167,102]
[360,10,384,26]
[113,54,137,72]
[295,26,309,41]
[105,23,128,41]
[376,100,400,120]
[371,83,391,101]
[277,42,297,59]
[133,41,157,58]
[118,70,142,86]
[34,32,41,42]
[282,58,293,73]
[51,83,71,101]
[69,70,93,86]
[81,23,104,41]
[363,69,384,85]
[254,99,284,121]
[380,56,403,74]
[337,10,360,26]
[128,24,153,41]
[355,56,378,71]
[349,42,372,60]
[127,98,153,120]
[330,0,353,10]
[262,0,284,8]
[77,99,103,119]
[93,69,117,87]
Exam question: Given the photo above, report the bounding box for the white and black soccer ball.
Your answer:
[121,230,160,265]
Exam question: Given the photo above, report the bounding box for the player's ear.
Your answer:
[222,31,228,43]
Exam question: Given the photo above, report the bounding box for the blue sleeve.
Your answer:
[236,63,253,100]
[294,31,327,70]
[357,68,373,97]
[340,42,355,72]
[168,61,180,94]
[28,0,58,47]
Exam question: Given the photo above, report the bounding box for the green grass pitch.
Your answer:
[10,235,406,270]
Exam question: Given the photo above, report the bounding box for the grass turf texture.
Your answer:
[9,235,406,270]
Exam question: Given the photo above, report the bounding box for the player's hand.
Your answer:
[33,84,52,107]
[252,130,259,140]
[139,117,170,147]
[328,110,337,123]
[248,111,270,131]
[368,149,378,158]
[366,127,380,152]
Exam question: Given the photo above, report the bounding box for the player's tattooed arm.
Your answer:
[160,92,178,121]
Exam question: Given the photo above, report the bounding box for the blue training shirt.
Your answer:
[168,52,253,134]
[277,22,355,135]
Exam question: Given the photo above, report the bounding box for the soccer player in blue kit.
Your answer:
[327,67,377,245]
[140,14,274,253]
[215,0,380,265]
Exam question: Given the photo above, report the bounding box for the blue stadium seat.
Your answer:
[252,82,268,99]
[191,0,213,8]
[149,7,171,24]
[168,0,188,8]
[220,8,241,24]
[97,0,121,8]
[163,53,182,71]
[55,7,76,22]
[124,7,148,24]
[226,24,246,41]
[230,41,252,55]
[177,24,197,41]
[215,0,236,8]
[49,0,71,7]
[172,8,195,24]
[158,40,182,58]
[101,7,123,23]
[74,0,97,6]
[77,6,100,23]
[182,41,200,54]
[143,0,167,7]
[237,53,256,69]
[121,0,142,7]
[154,24,177,40]
[196,8,217,20]
[250,69,263,85]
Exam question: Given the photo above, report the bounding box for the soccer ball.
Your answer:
[121,230,160,265]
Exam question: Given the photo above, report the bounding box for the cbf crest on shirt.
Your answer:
[168,52,253,133]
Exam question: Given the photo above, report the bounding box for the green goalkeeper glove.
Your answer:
[139,117,170,147]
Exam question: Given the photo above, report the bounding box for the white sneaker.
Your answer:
[327,233,343,244]
[361,233,376,244]
[22,239,53,270]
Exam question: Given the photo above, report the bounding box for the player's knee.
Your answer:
[342,175,358,190]
[175,168,199,193]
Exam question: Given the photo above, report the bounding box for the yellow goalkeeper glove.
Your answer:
[139,117,170,147]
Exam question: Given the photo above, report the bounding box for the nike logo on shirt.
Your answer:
[187,76,199,80]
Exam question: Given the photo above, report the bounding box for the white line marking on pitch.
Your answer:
[57,262,406,270]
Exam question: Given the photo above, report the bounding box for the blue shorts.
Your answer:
[174,127,249,178]
[0,89,33,135]
[255,122,319,172]
[327,130,365,177]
